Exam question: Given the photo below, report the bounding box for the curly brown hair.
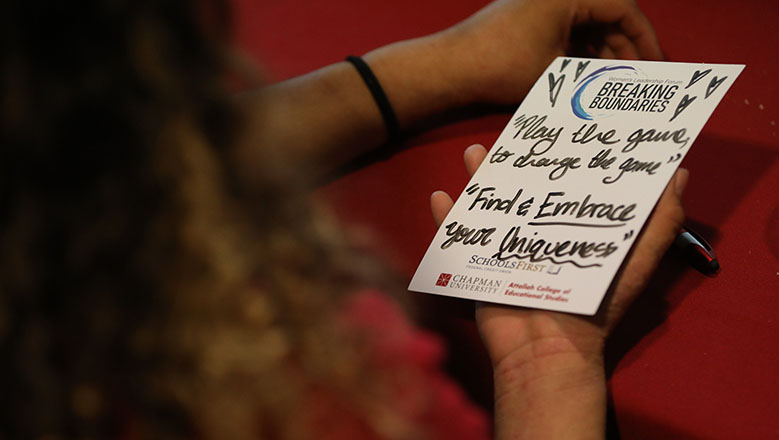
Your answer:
[0,1,418,438]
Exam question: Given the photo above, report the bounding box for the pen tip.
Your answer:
[709,260,720,275]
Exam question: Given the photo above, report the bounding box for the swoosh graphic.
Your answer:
[490,251,603,269]
[571,65,636,120]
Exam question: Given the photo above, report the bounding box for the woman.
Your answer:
[0,0,684,438]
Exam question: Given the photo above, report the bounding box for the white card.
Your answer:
[409,57,743,315]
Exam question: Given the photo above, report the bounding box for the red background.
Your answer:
[232,0,779,438]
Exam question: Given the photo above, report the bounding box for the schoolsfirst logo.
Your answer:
[571,65,679,120]
[467,255,558,274]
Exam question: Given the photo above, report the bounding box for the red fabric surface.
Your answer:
[234,0,779,438]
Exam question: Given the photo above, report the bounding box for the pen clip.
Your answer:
[677,226,719,275]
[682,226,713,252]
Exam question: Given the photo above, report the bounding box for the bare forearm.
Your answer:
[234,0,663,180]
[236,31,481,178]
[240,62,386,175]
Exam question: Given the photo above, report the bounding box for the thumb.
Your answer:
[430,190,454,228]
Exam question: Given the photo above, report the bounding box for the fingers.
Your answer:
[605,168,687,327]
[431,144,488,228]
[604,32,639,60]
[430,190,454,228]
[579,0,663,61]
[641,167,688,260]
[619,7,663,61]
[464,144,488,177]
[599,45,617,60]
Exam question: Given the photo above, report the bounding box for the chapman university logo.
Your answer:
[435,273,502,294]
[436,273,452,287]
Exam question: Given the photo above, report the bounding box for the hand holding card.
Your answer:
[411,58,742,315]
[430,141,687,438]
[432,142,686,349]
[440,0,663,105]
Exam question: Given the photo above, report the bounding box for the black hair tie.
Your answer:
[346,55,401,144]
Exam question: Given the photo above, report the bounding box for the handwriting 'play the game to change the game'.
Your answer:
[409,57,743,315]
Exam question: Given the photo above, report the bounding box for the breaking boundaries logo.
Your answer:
[571,65,679,120]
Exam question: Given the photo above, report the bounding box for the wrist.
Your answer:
[491,337,607,440]
[362,33,482,130]
[421,29,490,106]
[492,335,605,395]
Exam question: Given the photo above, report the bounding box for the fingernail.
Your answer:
[464,144,484,155]
[675,168,689,198]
